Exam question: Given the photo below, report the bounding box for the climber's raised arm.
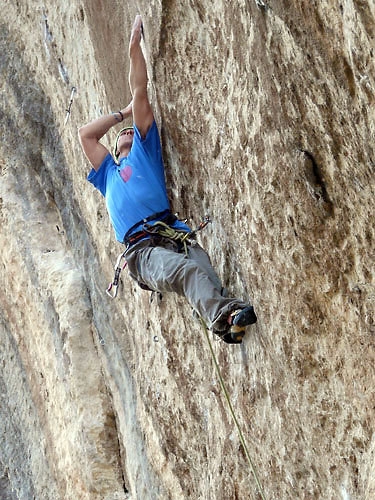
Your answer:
[78,103,132,171]
[128,15,154,138]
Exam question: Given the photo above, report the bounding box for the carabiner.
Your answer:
[106,252,127,299]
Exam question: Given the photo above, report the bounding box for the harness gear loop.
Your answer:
[106,251,127,298]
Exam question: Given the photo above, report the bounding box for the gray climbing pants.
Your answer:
[124,238,249,332]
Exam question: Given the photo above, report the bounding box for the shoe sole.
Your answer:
[221,331,244,344]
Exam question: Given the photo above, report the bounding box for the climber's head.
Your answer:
[113,126,134,163]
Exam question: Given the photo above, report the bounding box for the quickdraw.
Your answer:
[193,214,211,233]
[106,251,127,299]
[64,86,77,126]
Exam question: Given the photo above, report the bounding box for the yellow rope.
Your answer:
[144,219,265,496]
[144,221,192,254]
[199,317,266,500]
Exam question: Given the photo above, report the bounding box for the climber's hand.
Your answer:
[120,101,133,120]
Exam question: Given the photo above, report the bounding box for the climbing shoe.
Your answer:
[224,306,257,344]
[219,331,244,344]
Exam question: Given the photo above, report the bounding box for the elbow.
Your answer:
[78,125,93,146]
[78,125,87,142]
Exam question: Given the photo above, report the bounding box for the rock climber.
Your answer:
[78,14,257,343]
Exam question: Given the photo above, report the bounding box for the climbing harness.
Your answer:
[199,317,266,500]
[140,214,211,255]
[107,210,174,298]
[143,221,193,255]
[143,214,211,255]
[106,214,211,299]
[123,209,174,245]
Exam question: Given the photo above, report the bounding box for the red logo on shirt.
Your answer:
[120,165,132,183]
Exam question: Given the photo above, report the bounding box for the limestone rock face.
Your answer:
[1,1,374,499]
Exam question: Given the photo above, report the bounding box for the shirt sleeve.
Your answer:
[133,121,163,165]
[87,153,113,196]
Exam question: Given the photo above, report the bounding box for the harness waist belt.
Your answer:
[124,230,149,247]
[123,209,176,244]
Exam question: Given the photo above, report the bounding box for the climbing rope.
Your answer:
[105,215,265,497]
[143,220,192,254]
[143,215,211,255]
[199,317,266,500]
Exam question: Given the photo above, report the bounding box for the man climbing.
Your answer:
[78,15,257,344]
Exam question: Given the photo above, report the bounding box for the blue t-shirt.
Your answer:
[87,120,190,242]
